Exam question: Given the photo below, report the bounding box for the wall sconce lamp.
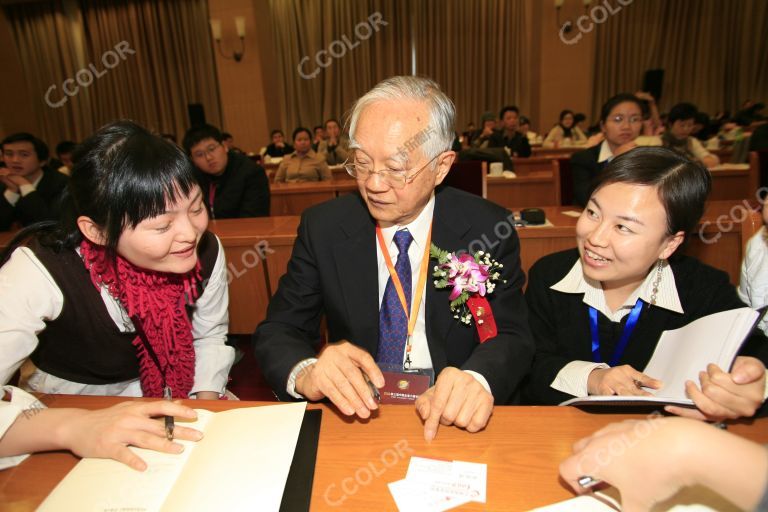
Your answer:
[555,0,592,34]
[210,16,246,62]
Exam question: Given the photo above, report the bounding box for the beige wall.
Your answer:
[528,0,596,135]
[207,0,280,154]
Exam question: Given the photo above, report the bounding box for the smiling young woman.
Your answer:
[523,146,768,421]
[0,121,234,400]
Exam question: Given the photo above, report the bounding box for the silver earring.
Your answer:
[649,259,663,305]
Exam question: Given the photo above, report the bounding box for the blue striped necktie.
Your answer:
[376,229,413,365]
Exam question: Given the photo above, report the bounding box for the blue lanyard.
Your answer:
[589,300,644,366]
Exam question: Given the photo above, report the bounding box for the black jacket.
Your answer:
[195,151,270,219]
[569,144,604,207]
[523,248,768,405]
[489,130,532,157]
[253,187,535,402]
[0,168,68,231]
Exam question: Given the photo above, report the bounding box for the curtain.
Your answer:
[3,0,221,146]
[591,0,768,120]
[269,0,412,133]
[413,0,530,131]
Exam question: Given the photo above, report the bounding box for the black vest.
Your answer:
[29,232,219,385]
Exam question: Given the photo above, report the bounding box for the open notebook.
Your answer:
[38,402,308,512]
[561,307,763,408]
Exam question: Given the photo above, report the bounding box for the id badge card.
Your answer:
[377,363,434,404]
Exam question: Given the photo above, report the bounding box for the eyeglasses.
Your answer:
[343,153,441,189]
[608,114,643,126]
[191,142,222,160]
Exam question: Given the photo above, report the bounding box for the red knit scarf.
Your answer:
[79,239,201,398]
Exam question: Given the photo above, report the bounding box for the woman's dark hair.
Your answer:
[667,102,698,124]
[599,93,646,123]
[292,126,312,141]
[1,120,199,264]
[591,146,711,239]
[559,109,575,137]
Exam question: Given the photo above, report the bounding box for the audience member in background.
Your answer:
[739,198,768,337]
[736,101,766,125]
[221,132,243,154]
[560,417,768,512]
[184,124,270,218]
[53,140,77,176]
[719,118,747,142]
[0,121,234,399]
[543,110,587,148]
[569,93,644,207]
[274,127,331,183]
[265,129,294,158]
[312,125,325,152]
[469,112,496,148]
[692,111,718,142]
[161,133,177,145]
[654,102,719,168]
[0,133,68,231]
[524,147,767,420]
[518,116,540,145]
[635,91,664,136]
[317,118,350,165]
[490,106,532,157]
[0,388,202,471]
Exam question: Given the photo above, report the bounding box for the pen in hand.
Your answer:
[362,370,381,403]
[164,386,174,441]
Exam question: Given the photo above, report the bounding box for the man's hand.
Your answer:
[587,365,662,396]
[481,125,494,138]
[0,173,29,194]
[415,367,493,441]
[294,340,384,418]
[666,356,766,421]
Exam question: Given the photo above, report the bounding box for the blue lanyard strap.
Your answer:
[589,299,644,366]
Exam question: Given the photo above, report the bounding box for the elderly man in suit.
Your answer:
[254,76,533,440]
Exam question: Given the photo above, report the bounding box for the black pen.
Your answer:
[164,386,174,441]
[362,371,381,403]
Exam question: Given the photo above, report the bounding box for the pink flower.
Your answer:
[442,253,490,300]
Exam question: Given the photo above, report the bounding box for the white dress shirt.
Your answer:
[0,237,234,397]
[548,258,683,397]
[287,195,492,398]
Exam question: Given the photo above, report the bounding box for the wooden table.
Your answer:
[2,395,766,511]
[708,162,759,201]
[270,180,357,216]
[487,157,561,208]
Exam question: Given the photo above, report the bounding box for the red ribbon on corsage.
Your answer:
[467,296,497,343]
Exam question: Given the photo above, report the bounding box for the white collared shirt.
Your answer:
[286,195,492,398]
[597,140,614,164]
[549,258,683,397]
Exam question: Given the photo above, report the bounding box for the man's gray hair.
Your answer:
[347,76,456,164]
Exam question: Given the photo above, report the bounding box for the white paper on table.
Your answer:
[388,478,472,512]
[400,456,487,504]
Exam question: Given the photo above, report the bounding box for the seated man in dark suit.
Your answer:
[0,133,68,231]
[570,93,644,207]
[254,76,534,440]
[183,124,270,219]
[489,106,532,157]
[265,129,294,158]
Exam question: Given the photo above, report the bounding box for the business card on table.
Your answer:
[388,456,487,512]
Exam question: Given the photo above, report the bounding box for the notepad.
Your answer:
[560,307,763,408]
[38,402,307,512]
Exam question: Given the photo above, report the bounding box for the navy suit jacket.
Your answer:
[253,186,534,402]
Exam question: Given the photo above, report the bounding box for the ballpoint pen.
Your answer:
[362,370,381,403]
[164,386,175,441]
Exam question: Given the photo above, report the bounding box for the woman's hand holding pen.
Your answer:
[53,400,202,471]
[587,365,662,396]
